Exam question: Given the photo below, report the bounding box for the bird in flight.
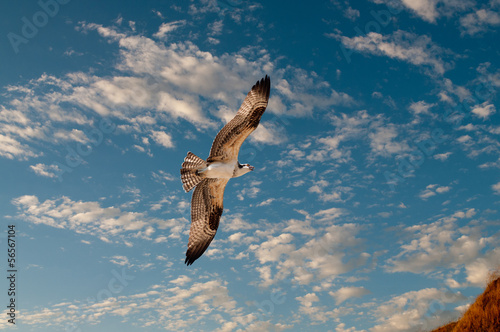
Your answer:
[180,76,271,265]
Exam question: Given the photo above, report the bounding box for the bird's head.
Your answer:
[235,163,254,177]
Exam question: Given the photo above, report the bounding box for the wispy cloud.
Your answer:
[372,0,474,23]
[153,20,186,39]
[492,181,500,194]
[460,8,500,36]
[1,22,355,163]
[335,30,453,75]
[29,163,64,178]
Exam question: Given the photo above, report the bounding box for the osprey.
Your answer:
[180,76,271,265]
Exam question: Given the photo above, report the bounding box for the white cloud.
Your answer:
[169,275,192,286]
[0,134,40,160]
[329,110,411,159]
[257,198,275,207]
[109,255,131,266]
[409,100,435,115]
[457,135,472,143]
[236,181,261,201]
[296,292,319,307]
[492,181,500,194]
[471,101,496,119]
[460,8,500,35]
[419,184,451,199]
[313,207,345,223]
[386,209,493,276]
[369,125,410,157]
[329,286,370,305]
[223,213,258,231]
[249,233,295,264]
[17,278,253,331]
[249,121,287,145]
[227,232,246,243]
[273,69,354,117]
[344,7,360,21]
[307,180,354,203]
[283,219,317,236]
[435,186,450,193]
[338,30,451,75]
[250,223,367,287]
[401,0,439,23]
[434,152,452,161]
[372,0,474,23]
[464,247,500,286]
[0,21,355,164]
[150,130,174,148]
[11,195,185,243]
[153,20,186,39]
[371,288,466,332]
[295,292,339,323]
[419,188,437,199]
[29,163,63,178]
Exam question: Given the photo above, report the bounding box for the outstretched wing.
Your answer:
[208,75,271,162]
[185,178,229,265]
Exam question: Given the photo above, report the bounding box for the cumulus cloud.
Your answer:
[150,131,174,148]
[409,100,435,115]
[385,208,496,283]
[295,292,340,323]
[250,222,367,287]
[332,110,411,158]
[249,121,287,145]
[11,195,186,243]
[419,184,451,199]
[434,152,452,161]
[471,101,496,119]
[329,286,370,305]
[464,247,500,286]
[369,125,410,157]
[371,288,466,332]
[17,278,255,331]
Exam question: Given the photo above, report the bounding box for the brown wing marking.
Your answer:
[185,178,229,265]
[208,75,271,162]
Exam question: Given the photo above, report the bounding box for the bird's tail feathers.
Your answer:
[181,152,206,192]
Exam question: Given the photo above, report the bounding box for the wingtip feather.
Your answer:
[252,75,271,101]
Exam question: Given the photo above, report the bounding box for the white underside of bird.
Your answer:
[198,160,252,179]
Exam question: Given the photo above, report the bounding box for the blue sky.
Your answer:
[1,0,500,331]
